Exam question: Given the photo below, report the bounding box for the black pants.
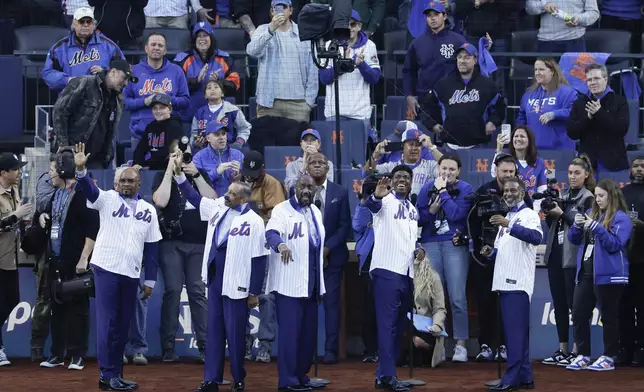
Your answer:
[572,274,624,357]
[31,255,52,350]
[472,260,505,349]
[50,293,90,358]
[600,15,642,53]
[618,264,644,353]
[546,251,576,344]
[360,271,378,354]
[0,269,20,347]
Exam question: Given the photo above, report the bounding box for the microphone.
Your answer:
[314,199,322,209]
[410,194,417,206]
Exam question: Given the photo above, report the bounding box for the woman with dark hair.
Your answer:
[174,22,241,123]
[492,125,548,198]
[541,155,595,367]
[566,178,632,372]
[516,58,578,150]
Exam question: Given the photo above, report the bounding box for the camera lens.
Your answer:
[182,152,192,164]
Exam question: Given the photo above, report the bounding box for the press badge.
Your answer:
[435,220,450,235]
[583,244,594,261]
[557,230,564,245]
[51,223,60,240]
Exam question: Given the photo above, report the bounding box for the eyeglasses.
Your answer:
[77,18,94,25]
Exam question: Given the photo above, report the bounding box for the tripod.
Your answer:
[400,278,425,386]
[311,296,331,385]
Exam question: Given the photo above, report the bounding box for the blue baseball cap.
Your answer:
[457,42,478,56]
[402,129,423,142]
[424,0,446,14]
[192,21,214,37]
[351,10,362,22]
[271,0,292,7]
[395,120,418,134]
[206,121,229,136]
[301,129,321,140]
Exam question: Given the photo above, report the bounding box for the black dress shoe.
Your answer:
[305,380,326,389]
[377,377,411,392]
[484,379,502,387]
[519,381,535,390]
[632,348,644,367]
[488,383,517,392]
[232,381,245,391]
[194,381,219,391]
[99,378,134,391]
[118,378,139,390]
[277,386,312,392]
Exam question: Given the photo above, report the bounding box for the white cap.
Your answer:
[73,7,95,21]
[395,120,418,134]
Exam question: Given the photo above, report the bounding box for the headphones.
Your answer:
[56,147,76,180]
[494,152,519,174]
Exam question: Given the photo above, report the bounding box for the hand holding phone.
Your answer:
[501,124,511,140]
[384,141,403,153]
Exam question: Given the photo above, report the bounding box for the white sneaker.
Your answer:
[0,348,10,367]
[132,353,148,366]
[452,344,468,362]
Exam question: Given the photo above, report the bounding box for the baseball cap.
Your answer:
[301,129,321,140]
[0,153,27,172]
[457,42,478,56]
[395,120,418,135]
[423,1,446,14]
[192,21,214,37]
[402,129,423,142]
[272,0,292,7]
[73,7,94,21]
[206,121,229,136]
[109,59,138,83]
[150,94,171,107]
[242,150,264,178]
[351,10,362,22]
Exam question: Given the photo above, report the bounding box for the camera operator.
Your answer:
[151,144,216,363]
[480,177,542,391]
[0,153,32,367]
[36,149,99,371]
[541,155,595,367]
[416,154,473,362]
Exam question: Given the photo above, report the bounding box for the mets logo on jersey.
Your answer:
[209,212,220,226]
[440,44,454,59]
[69,48,101,67]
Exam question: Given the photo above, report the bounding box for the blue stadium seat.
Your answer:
[118,111,132,144]
[92,169,113,190]
[248,97,257,120]
[224,96,236,105]
[624,100,640,146]
[311,120,368,168]
[339,169,364,216]
[628,150,644,163]
[384,96,407,120]
[266,168,287,183]
[139,170,159,199]
[602,170,631,187]
[264,146,302,170]
[316,96,326,121]
[124,147,134,163]
[142,28,191,56]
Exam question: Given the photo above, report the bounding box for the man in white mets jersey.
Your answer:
[265,175,326,392]
[73,143,161,391]
[481,177,542,392]
[366,164,423,392]
[169,153,268,392]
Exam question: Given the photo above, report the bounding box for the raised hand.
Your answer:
[374,177,391,198]
[74,143,90,171]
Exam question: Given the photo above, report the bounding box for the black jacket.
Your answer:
[567,90,630,172]
[133,115,183,170]
[426,69,506,147]
[89,0,148,45]
[454,0,524,39]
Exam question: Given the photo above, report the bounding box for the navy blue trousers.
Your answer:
[93,266,139,380]
[500,291,533,386]
[275,293,318,388]
[323,267,343,356]
[372,269,411,380]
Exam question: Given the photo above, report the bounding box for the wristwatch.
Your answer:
[192,171,201,178]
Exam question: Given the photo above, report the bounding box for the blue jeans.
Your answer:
[256,269,277,352]
[422,240,470,341]
[127,273,148,355]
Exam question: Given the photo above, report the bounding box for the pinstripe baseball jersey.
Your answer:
[368,193,419,278]
[492,205,542,298]
[265,199,326,298]
[199,196,270,299]
[88,190,162,279]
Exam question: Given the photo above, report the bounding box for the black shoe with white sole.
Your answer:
[556,353,576,367]
[68,357,85,370]
[40,356,64,368]
[541,349,566,365]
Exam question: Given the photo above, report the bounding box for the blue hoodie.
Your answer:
[352,204,374,272]
[516,84,578,150]
[416,180,473,243]
[193,144,244,196]
[42,32,125,91]
[568,209,632,285]
[601,0,643,19]
[124,58,191,139]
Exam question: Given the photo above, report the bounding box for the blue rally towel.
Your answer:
[559,52,641,100]
[477,36,497,77]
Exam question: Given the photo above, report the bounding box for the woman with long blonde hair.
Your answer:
[567,179,633,371]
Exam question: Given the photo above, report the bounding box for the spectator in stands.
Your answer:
[567,63,630,175]
[198,0,240,28]
[417,154,473,363]
[424,42,505,149]
[454,0,523,55]
[124,32,190,150]
[365,129,442,196]
[492,125,548,199]
[191,80,250,153]
[567,178,632,372]
[285,129,335,191]
[193,121,245,196]
[37,149,97,371]
[516,58,578,150]
[319,10,381,131]
[0,154,32,367]
[144,0,214,29]
[152,147,214,364]
[312,1,385,37]
[377,121,432,164]
[42,7,125,92]
[599,0,643,52]
[89,0,148,49]
[62,0,91,26]
[246,0,319,123]
[526,0,599,52]
[133,94,183,170]
[175,22,241,123]
[52,59,135,169]
[541,155,595,367]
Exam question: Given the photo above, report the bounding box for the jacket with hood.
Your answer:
[193,144,245,196]
[133,115,183,170]
[89,0,148,45]
[192,100,251,149]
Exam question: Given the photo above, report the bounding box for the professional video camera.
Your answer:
[465,189,510,218]
[533,178,565,212]
[178,136,192,164]
[357,173,389,199]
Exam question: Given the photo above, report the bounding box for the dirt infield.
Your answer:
[2,359,644,391]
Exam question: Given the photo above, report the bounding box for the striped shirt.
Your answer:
[62,0,91,16]
[526,0,600,42]
[144,0,203,17]
[375,159,438,197]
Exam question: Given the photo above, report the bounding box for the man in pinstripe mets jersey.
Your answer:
[481,177,542,391]
[73,143,161,391]
[366,165,423,392]
[265,175,326,392]
[168,153,269,392]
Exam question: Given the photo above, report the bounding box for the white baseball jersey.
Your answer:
[323,39,380,119]
[369,193,418,278]
[376,159,438,197]
[88,189,162,279]
[492,205,542,298]
[199,196,270,299]
[266,199,326,298]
